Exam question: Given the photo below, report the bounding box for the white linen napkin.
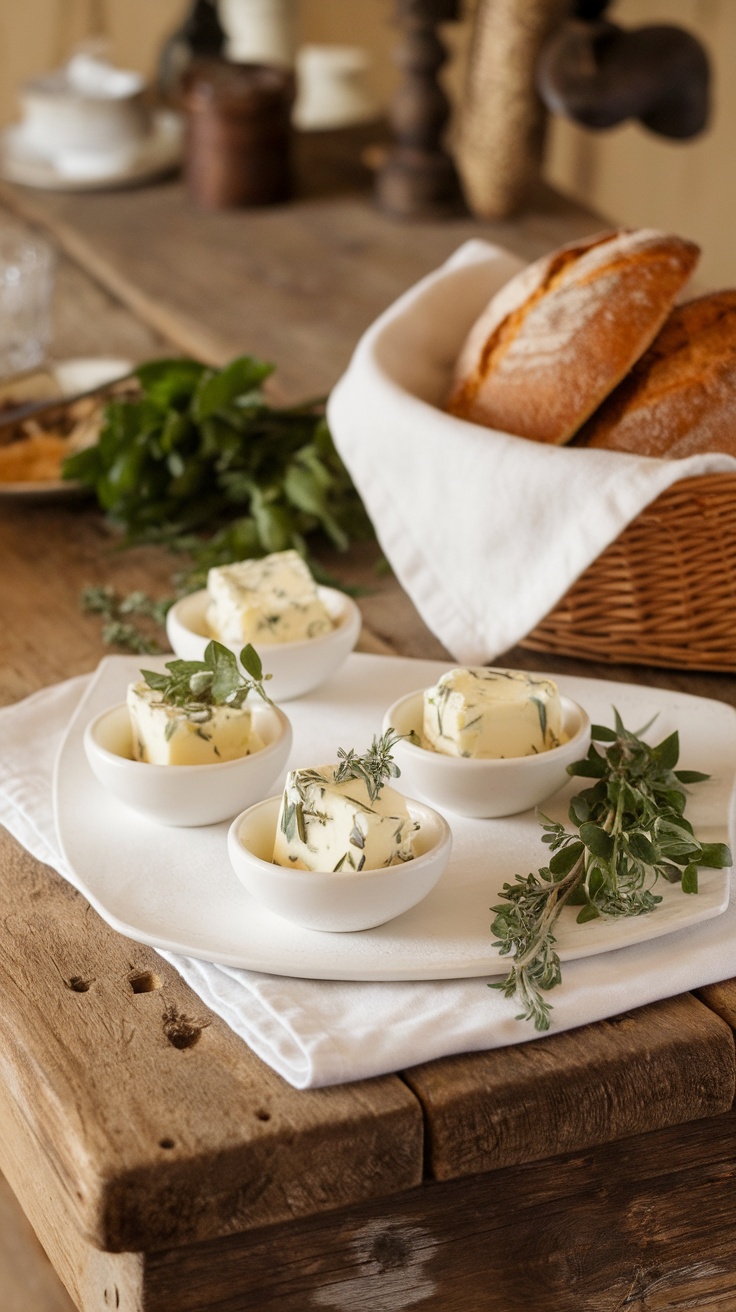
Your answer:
[328,240,736,664]
[1,672,736,1089]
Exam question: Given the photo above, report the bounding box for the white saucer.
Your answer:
[0,110,183,191]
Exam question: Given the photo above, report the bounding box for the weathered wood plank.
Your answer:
[139,1109,736,1312]
[0,832,423,1254]
[0,1080,142,1312]
[696,978,736,1033]
[402,994,736,1180]
[0,1172,79,1312]
[0,140,603,399]
[50,229,169,367]
[7,1056,736,1312]
[0,502,438,705]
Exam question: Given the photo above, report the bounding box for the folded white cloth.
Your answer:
[328,240,736,664]
[1,674,735,1089]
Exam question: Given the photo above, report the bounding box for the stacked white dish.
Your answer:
[2,55,182,190]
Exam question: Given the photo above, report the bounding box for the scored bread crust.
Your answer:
[447,229,700,445]
[577,291,736,459]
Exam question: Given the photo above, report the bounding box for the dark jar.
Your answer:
[183,60,295,209]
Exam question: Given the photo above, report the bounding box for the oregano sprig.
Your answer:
[490,709,733,1032]
[140,640,272,714]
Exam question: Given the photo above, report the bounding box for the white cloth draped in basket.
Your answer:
[327,240,736,664]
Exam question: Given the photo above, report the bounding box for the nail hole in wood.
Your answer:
[162,1005,205,1049]
[129,970,163,993]
[255,1109,271,1122]
[159,1137,175,1150]
[66,976,91,993]
[371,1227,410,1271]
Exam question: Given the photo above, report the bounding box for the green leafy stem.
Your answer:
[63,354,372,561]
[140,640,272,715]
[70,354,376,654]
[490,710,733,1032]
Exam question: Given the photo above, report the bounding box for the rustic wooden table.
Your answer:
[2,137,736,1312]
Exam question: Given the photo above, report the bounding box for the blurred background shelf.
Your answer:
[0,1,735,286]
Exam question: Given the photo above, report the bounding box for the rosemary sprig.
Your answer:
[140,640,272,713]
[334,729,405,802]
[490,709,733,1032]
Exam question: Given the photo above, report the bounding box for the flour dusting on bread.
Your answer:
[448,229,700,445]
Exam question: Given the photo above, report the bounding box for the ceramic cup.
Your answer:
[20,55,152,169]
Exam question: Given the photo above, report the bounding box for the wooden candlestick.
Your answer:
[375,0,462,220]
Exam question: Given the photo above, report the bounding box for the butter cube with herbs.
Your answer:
[423,668,563,759]
[207,550,333,646]
[272,732,416,872]
[128,640,270,766]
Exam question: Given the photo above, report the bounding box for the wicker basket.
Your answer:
[521,473,736,673]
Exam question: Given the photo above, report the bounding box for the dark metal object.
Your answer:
[375,0,463,219]
[537,0,710,140]
[183,60,295,210]
[158,0,226,106]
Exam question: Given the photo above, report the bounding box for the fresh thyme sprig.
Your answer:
[334,729,405,802]
[140,640,272,713]
[82,585,173,654]
[490,710,733,1032]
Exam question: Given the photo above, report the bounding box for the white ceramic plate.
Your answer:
[0,357,132,501]
[0,110,182,192]
[54,653,736,981]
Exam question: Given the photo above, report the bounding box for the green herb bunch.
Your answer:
[334,729,405,802]
[63,355,372,557]
[140,640,271,718]
[490,711,733,1032]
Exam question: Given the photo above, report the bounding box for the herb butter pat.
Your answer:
[273,767,416,872]
[207,550,333,646]
[127,638,271,766]
[423,668,563,759]
[127,682,262,766]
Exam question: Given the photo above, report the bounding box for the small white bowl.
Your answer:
[166,586,362,702]
[227,795,452,932]
[84,701,292,827]
[382,692,591,819]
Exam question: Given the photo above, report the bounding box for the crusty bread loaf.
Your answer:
[577,291,736,458]
[447,229,700,444]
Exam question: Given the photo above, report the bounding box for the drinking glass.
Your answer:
[0,227,55,378]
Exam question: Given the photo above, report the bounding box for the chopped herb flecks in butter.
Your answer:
[272,766,416,873]
[423,667,563,759]
[127,682,262,766]
[206,550,333,646]
[129,639,270,765]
